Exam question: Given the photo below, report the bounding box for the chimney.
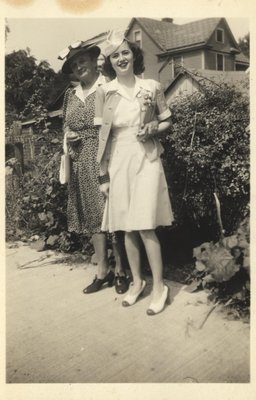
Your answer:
[161,18,173,23]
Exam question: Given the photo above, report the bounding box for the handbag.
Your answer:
[59,153,70,184]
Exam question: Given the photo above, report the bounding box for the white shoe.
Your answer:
[122,280,146,307]
[146,285,169,315]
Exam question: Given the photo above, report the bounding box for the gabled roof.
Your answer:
[165,68,249,98]
[127,17,240,53]
[163,18,223,51]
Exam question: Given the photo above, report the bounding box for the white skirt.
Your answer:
[101,126,174,232]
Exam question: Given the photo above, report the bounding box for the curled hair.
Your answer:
[103,40,145,78]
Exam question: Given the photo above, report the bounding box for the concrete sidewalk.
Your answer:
[6,243,250,383]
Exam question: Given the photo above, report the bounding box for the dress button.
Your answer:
[141,106,146,111]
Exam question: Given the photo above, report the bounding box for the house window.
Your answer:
[216,28,224,43]
[216,53,224,71]
[133,30,142,47]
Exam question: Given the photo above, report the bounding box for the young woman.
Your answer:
[60,38,128,294]
[95,31,174,315]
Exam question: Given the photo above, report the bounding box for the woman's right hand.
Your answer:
[100,182,110,198]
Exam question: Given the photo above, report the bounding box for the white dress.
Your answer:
[101,79,174,232]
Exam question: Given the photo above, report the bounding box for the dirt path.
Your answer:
[5,243,249,383]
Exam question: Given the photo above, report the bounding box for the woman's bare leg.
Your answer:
[91,232,108,279]
[124,231,143,294]
[139,230,165,302]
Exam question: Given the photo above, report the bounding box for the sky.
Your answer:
[5,17,249,72]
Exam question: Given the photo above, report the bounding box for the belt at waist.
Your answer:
[112,126,139,142]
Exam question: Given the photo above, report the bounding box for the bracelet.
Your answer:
[98,173,110,185]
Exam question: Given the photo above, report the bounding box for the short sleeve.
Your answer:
[94,85,105,126]
[155,82,171,122]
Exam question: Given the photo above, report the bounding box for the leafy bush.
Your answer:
[8,129,92,253]
[188,217,250,319]
[162,82,249,239]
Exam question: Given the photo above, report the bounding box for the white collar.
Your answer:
[105,76,152,99]
[106,75,151,93]
[75,74,107,102]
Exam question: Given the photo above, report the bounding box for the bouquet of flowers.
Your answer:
[140,90,156,125]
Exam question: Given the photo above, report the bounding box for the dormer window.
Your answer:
[134,30,142,48]
[216,28,224,43]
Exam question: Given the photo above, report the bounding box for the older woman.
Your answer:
[95,31,174,315]
[60,38,128,294]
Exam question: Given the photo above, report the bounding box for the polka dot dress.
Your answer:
[63,88,105,234]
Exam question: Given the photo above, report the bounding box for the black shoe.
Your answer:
[83,270,115,294]
[114,273,129,294]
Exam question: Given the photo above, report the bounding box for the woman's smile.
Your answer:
[110,41,134,76]
[71,53,97,82]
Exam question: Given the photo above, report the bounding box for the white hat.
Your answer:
[101,30,126,57]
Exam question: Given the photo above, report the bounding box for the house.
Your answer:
[42,18,250,116]
[126,18,249,89]
[8,17,248,168]
[164,68,249,104]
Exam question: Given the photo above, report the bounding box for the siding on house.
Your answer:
[224,54,235,71]
[183,50,203,71]
[204,50,235,71]
[157,58,173,88]
[158,50,203,88]
[205,50,220,70]
[165,74,200,104]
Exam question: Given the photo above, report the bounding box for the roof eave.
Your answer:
[157,42,209,56]
[235,60,250,65]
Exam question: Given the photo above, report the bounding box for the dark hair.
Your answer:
[103,40,145,78]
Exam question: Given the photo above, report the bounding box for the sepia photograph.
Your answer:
[4,15,251,384]
[1,1,255,399]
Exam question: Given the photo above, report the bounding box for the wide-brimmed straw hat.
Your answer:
[59,38,101,74]
[101,30,127,57]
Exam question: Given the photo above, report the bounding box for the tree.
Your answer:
[5,50,56,116]
[5,49,69,130]
[238,33,250,59]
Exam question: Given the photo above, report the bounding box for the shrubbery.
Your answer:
[7,130,92,254]
[162,82,249,241]
[7,81,250,270]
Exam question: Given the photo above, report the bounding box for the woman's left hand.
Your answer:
[136,120,159,142]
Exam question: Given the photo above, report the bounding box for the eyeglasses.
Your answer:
[58,40,83,60]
